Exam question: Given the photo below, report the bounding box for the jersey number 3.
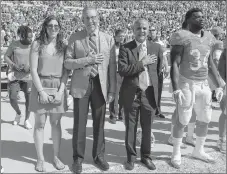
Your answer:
[190,49,210,71]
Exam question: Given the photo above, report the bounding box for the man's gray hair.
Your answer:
[133,18,149,29]
[81,6,99,21]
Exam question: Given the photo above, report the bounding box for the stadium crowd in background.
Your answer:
[1,2,226,173]
[1,1,226,47]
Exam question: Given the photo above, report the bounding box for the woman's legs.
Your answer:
[33,113,47,172]
[49,113,65,170]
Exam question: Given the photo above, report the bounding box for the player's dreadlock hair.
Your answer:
[184,8,203,25]
[182,21,188,29]
[17,25,32,40]
[36,15,65,55]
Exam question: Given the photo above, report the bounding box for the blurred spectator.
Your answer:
[1,1,226,45]
[109,29,126,124]
[4,34,11,46]
[211,26,224,67]
[211,26,224,41]
[1,24,6,47]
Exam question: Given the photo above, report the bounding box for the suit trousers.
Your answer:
[124,86,156,162]
[156,72,163,115]
[109,72,123,118]
[72,75,106,162]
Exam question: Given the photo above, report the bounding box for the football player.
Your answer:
[170,8,223,168]
[168,21,197,147]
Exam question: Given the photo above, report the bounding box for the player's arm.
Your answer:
[218,49,226,82]
[170,45,183,91]
[208,52,223,88]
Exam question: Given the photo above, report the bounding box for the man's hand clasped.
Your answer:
[89,50,104,64]
[141,54,157,66]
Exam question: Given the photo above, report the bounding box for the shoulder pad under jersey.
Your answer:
[169,30,190,46]
[205,31,217,47]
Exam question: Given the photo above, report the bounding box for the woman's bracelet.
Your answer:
[58,88,64,94]
[58,90,64,94]
[38,89,44,93]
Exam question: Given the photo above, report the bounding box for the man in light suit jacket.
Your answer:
[64,7,116,174]
[118,18,163,171]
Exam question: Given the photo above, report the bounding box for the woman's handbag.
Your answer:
[38,88,62,105]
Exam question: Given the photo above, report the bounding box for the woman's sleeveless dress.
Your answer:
[29,49,68,114]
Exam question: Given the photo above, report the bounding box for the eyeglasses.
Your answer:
[86,16,97,21]
[47,25,59,30]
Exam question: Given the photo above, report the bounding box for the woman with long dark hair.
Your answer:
[29,15,69,172]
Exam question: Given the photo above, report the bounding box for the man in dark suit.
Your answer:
[118,18,163,171]
[65,7,116,174]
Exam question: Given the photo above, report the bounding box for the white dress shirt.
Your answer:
[135,40,151,86]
